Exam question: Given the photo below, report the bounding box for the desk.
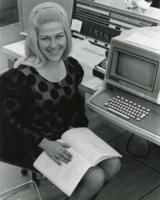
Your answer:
[2,38,104,94]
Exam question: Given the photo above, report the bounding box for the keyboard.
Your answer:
[104,96,150,121]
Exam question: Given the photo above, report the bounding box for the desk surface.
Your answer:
[2,38,104,94]
[87,86,160,146]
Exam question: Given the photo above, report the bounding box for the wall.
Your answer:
[0,23,23,71]
[0,0,73,71]
[20,0,73,33]
[0,0,24,70]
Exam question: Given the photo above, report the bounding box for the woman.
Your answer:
[0,2,121,199]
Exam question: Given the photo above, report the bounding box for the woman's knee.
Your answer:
[111,157,121,174]
[99,157,121,180]
[82,166,106,194]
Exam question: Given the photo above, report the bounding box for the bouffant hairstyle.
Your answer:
[25,2,72,67]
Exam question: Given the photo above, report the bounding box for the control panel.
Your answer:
[72,0,160,47]
[71,0,160,78]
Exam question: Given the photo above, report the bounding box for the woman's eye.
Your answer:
[57,35,64,39]
[40,37,48,41]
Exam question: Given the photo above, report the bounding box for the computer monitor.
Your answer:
[17,0,74,35]
[106,28,160,105]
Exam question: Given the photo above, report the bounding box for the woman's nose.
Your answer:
[49,38,57,48]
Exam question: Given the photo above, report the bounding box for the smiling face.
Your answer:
[38,21,67,63]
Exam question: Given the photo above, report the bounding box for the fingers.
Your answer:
[53,152,72,165]
[52,156,62,166]
[61,142,70,148]
[58,151,72,163]
[58,155,70,164]
[59,142,73,161]
[63,149,72,159]
[48,142,73,165]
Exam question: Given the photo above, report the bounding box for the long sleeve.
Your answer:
[69,91,89,127]
[0,69,43,152]
[68,57,89,127]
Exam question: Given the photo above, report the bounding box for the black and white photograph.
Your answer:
[0,0,160,199]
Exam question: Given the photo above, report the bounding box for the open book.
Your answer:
[33,127,122,196]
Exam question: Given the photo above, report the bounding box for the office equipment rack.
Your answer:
[72,0,160,78]
[72,0,160,46]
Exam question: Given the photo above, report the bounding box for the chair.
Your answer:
[0,156,40,185]
[0,180,42,200]
[0,138,40,185]
[0,122,66,199]
[0,142,68,200]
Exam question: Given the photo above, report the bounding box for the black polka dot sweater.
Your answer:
[0,57,88,166]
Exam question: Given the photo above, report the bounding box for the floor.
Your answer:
[0,109,160,200]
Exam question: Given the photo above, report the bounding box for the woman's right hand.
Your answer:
[38,138,72,165]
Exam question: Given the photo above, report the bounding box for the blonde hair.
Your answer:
[24,2,72,67]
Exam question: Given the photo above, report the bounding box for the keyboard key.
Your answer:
[107,107,130,120]
[136,118,141,121]
[140,113,146,118]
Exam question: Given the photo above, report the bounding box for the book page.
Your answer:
[33,150,91,197]
[62,128,122,166]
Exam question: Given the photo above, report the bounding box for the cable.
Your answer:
[126,133,151,158]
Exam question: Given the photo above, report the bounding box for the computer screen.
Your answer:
[106,31,160,104]
[18,0,74,35]
[111,49,158,92]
